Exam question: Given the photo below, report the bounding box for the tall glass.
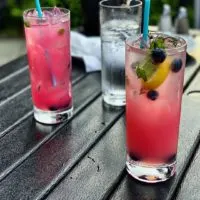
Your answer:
[99,0,142,106]
[125,33,187,183]
[23,8,73,124]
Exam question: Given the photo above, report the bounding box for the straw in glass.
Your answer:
[141,0,151,47]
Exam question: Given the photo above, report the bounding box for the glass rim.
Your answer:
[126,33,187,53]
[99,0,142,9]
[23,7,70,19]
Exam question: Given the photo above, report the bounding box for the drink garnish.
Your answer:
[135,35,171,90]
[24,21,31,28]
[58,28,65,35]
[143,58,171,90]
[147,90,159,101]
[150,36,166,49]
[135,57,156,82]
[171,58,183,73]
[151,48,166,64]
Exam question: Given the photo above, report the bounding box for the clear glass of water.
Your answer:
[99,0,142,106]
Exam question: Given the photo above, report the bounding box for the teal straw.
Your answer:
[34,0,57,86]
[35,0,43,17]
[142,0,151,44]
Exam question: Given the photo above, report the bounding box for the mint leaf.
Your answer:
[150,37,165,49]
[144,62,156,78]
[24,21,31,28]
[135,57,156,82]
[136,66,147,81]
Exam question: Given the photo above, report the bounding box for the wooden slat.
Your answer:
[41,62,200,200]
[0,55,27,80]
[0,96,124,200]
[107,63,200,199]
[0,51,199,200]
[0,64,86,138]
[40,95,200,200]
[38,63,200,200]
[0,57,86,105]
[0,73,101,181]
[0,68,29,104]
[183,63,200,92]
[174,65,200,200]
[46,117,126,200]
[176,149,200,200]
[184,66,200,94]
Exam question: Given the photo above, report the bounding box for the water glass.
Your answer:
[99,0,142,106]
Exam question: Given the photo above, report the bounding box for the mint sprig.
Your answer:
[135,57,156,82]
[135,35,168,81]
[150,37,165,49]
[136,66,147,81]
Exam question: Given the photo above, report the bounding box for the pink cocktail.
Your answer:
[23,7,73,124]
[125,33,186,183]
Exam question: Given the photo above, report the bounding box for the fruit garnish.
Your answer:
[150,37,166,49]
[171,58,183,73]
[135,34,172,90]
[147,90,159,101]
[135,57,156,82]
[143,58,171,90]
[24,21,31,28]
[136,66,147,81]
[58,28,65,35]
[151,48,166,64]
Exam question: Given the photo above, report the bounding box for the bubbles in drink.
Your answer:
[52,7,62,16]
[101,19,140,106]
[24,7,68,25]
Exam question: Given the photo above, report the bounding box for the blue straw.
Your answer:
[35,0,43,17]
[142,0,151,44]
[35,0,57,86]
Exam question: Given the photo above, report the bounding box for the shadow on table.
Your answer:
[119,174,175,200]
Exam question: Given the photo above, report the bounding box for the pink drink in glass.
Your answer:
[23,8,73,124]
[125,33,187,183]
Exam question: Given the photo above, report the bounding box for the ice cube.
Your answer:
[43,10,53,18]
[27,9,38,17]
[52,7,62,16]
[164,37,179,48]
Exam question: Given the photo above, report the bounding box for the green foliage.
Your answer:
[0,0,195,37]
[6,0,82,28]
[67,0,83,28]
[150,0,194,27]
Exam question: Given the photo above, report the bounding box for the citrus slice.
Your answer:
[143,58,171,90]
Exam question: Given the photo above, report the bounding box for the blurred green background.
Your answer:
[0,0,194,37]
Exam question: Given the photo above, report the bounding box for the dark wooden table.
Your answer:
[0,47,200,200]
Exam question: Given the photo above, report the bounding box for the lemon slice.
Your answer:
[143,58,171,90]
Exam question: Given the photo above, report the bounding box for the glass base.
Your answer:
[34,106,73,124]
[126,155,176,183]
[103,93,125,107]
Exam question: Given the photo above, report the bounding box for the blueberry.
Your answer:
[166,154,176,163]
[147,90,159,101]
[49,106,58,111]
[129,153,141,161]
[151,48,166,64]
[171,58,183,73]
